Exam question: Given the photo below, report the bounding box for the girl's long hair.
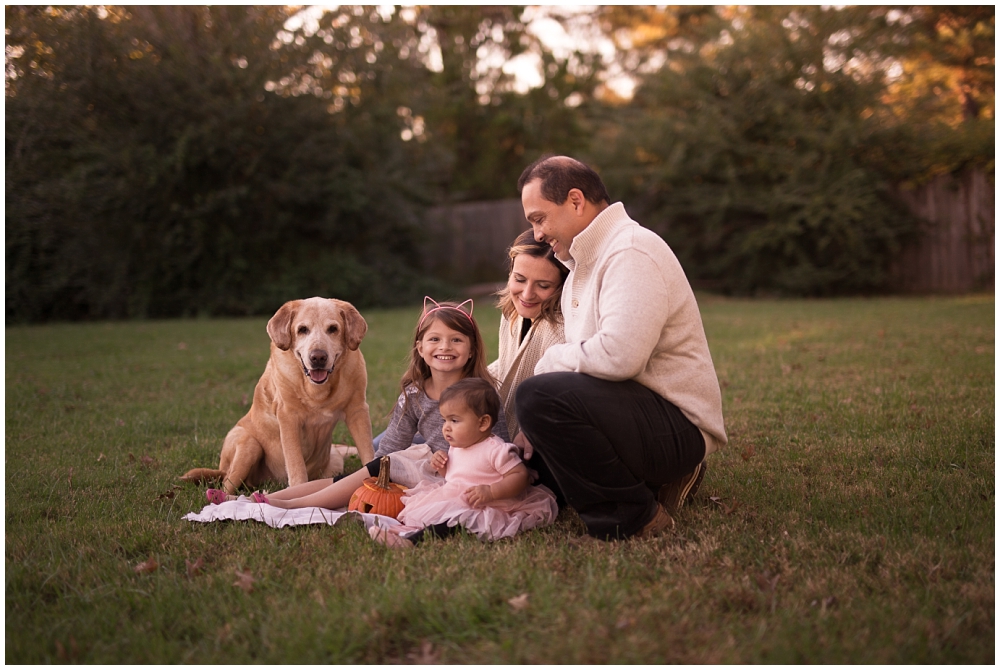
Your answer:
[495,229,569,330]
[399,301,493,407]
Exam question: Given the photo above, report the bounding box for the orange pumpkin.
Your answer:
[348,455,407,518]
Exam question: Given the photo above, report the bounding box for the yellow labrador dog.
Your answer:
[181,297,375,493]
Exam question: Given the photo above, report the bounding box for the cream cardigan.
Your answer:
[488,314,565,439]
[535,203,728,455]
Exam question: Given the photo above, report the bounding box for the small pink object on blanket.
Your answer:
[395,435,557,541]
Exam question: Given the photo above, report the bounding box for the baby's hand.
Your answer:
[464,485,494,508]
[430,450,448,474]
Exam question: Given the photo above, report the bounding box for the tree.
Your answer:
[595,6,922,295]
[5,6,444,321]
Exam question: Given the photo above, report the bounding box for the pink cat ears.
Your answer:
[418,296,475,330]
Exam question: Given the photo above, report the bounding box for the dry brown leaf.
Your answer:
[55,636,79,662]
[741,444,756,461]
[156,490,175,501]
[185,557,204,578]
[233,568,256,593]
[134,557,159,574]
[754,571,780,592]
[507,593,529,611]
[407,639,440,664]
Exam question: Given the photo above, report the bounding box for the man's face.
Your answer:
[521,179,585,261]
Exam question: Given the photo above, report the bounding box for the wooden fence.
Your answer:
[889,169,995,293]
[420,199,529,286]
[421,169,995,294]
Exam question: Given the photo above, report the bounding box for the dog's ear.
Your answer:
[266,301,298,351]
[338,301,368,351]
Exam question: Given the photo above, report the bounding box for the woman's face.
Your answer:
[508,253,563,320]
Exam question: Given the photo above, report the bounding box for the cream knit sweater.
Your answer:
[534,203,728,455]
[488,314,565,439]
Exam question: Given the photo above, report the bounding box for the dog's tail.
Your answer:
[179,468,226,484]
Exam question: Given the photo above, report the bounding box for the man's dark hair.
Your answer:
[517,155,611,206]
[439,377,500,428]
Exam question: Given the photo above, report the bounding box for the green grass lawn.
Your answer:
[5,295,994,663]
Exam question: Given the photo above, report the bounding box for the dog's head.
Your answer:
[266,297,368,385]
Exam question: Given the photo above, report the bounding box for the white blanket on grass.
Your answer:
[183,495,401,531]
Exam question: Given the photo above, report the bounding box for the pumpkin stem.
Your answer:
[375,455,392,490]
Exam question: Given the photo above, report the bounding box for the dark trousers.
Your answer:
[516,372,706,539]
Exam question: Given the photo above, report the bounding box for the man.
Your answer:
[514,155,727,540]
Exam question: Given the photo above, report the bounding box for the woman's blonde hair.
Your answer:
[495,229,569,327]
[399,300,493,409]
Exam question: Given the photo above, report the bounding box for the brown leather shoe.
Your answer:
[658,461,707,516]
[633,503,675,539]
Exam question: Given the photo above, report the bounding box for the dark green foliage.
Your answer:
[598,7,927,296]
[5,6,446,321]
[598,7,993,295]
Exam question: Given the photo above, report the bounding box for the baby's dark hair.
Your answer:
[439,377,500,429]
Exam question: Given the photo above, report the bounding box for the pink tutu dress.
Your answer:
[395,435,558,541]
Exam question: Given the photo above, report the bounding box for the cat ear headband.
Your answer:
[418,296,475,330]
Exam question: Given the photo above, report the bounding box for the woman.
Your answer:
[489,229,568,442]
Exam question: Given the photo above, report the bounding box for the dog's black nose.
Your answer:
[309,350,328,369]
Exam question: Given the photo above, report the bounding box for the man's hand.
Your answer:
[430,450,449,475]
[464,484,494,508]
[513,432,533,460]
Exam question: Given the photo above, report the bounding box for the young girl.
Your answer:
[206,297,507,509]
[371,377,557,548]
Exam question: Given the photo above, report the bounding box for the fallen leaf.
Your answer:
[134,557,159,574]
[233,568,256,593]
[507,593,529,611]
[312,589,326,609]
[185,557,204,578]
[140,455,157,468]
[709,496,722,504]
[741,444,756,461]
[820,596,837,613]
[55,636,79,662]
[156,490,175,501]
[754,571,780,592]
[127,453,136,463]
[407,640,440,664]
[97,453,105,462]
[723,500,742,516]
